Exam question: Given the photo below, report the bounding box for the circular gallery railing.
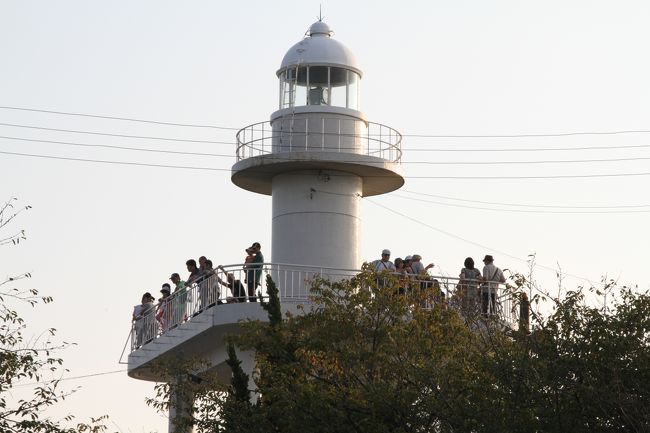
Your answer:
[127,263,522,354]
[235,118,402,163]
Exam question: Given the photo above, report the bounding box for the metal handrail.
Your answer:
[235,119,402,163]
[127,263,520,355]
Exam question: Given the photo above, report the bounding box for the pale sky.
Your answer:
[2,1,649,431]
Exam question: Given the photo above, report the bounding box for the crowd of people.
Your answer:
[371,249,507,315]
[131,244,508,348]
[131,242,264,348]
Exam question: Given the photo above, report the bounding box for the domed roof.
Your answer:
[278,21,362,77]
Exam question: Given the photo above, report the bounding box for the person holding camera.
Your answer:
[244,242,264,302]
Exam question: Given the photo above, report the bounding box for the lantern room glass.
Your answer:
[279,66,360,110]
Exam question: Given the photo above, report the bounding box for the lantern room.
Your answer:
[277,21,362,111]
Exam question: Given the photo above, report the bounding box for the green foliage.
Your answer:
[520,286,650,432]
[225,343,250,403]
[0,198,109,433]
[259,274,282,328]
[219,344,259,433]
[148,268,650,433]
[231,270,497,433]
[1,294,111,433]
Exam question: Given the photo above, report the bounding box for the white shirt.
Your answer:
[482,263,505,285]
[373,259,396,272]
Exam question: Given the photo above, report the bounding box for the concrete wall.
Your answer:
[271,169,362,271]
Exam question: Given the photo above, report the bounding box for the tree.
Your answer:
[0,198,108,433]
[149,268,650,433]
[228,271,507,433]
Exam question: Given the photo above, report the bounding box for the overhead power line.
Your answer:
[392,193,650,214]
[0,122,236,144]
[7,133,650,165]
[4,118,650,152]
[302,188,650,213]
[0,150,232,172]
[404,172,650,180]
[403,143,650,152]
[14,369,126,388]
[4,145,648,208]
[3,105,650,139]
[403,156,650,165]
[6,118,650,152]
[362,196,595,283]
[402,130,650,138]
[0,105,239,130]
[3,119,650,153]
[0,135,235,158]
[3,149,650,179]
[401,189,650,210]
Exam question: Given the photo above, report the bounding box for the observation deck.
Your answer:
[124,263,523,382]
[231,117,404,197]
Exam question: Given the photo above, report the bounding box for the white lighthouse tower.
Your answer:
[127,20,405,433]
[127,25,520,430]
[233,20,404,273]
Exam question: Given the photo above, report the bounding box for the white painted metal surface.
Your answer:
[233,20,404,266]
[279,21,361,75]
[272,171,362,270]
[132,21,407,433]
[235,117,402,162]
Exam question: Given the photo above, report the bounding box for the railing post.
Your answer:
[338,119,342,152]
[289,118,293,151]
[244,128,248,158]
[236,133,240,161]
[367,123,370,155]
[519,292,530,333]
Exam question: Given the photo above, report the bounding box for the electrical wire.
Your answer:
[7,133,650,165]
[0,122,236,144]
[0,135,235,157]
[362,196,595,284]
[403,143,650,152]
[0,106,239,130]
[13,369,126,388]
[3,105,650,140]
[5,133,650,167]
[403,156,650,165]
[0,150,232,171]
[7,146,643,210]
[404,172,650,180]
[4,149,650,179]
[400,189,650,210]
[401,130,650,138]
[392,193,650,214]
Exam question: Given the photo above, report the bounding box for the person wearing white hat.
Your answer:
[373,249,396,273]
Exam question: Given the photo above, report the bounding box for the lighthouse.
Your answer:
[232,20,404,273]
[127,20,405,433]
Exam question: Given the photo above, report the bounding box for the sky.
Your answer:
[1,1,650,431]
